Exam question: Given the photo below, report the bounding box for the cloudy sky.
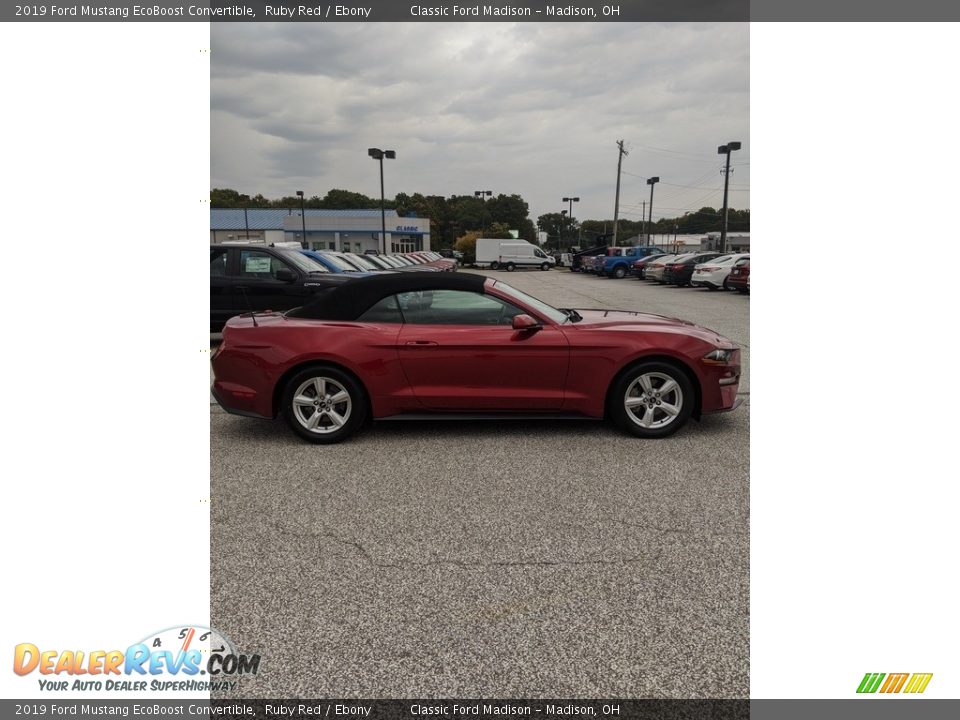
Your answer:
[211,22,749,227]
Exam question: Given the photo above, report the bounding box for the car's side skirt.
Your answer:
[377,412,600,422]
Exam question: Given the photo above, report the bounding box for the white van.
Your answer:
[475,238,556,271]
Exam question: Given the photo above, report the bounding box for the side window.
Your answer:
[211,248,228,277]
[238,250,291,280]
[396,290,524,325]
[357,295,402,323]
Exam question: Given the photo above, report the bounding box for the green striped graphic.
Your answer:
[856,672,885,693]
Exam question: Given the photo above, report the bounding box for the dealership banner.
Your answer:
[6,0,960,22]
[3,700,960,719]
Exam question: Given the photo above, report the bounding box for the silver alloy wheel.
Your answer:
[291,376,352,435]
[623,371,684,429]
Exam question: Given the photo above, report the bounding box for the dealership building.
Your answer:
[210,208,431,254]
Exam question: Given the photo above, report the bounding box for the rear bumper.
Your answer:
[211,381,272,419]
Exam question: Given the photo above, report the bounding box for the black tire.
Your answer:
[505,263,516,272]
[613,265,626,279]
[490,261,500,270]
[281,365,368,444]
[540,262,550,271]
[722,277,730,291]
[609,361,694,439]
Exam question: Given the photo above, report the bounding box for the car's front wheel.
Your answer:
[610,361,694,438]
[613,265,626,279]
[282,366,367,444]
[540,262,550,271]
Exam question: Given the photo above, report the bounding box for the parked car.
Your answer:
[569,245,609,272]
[662,252,723,287]
[598,247,663,279]
[413,251,458,271]
[210,244,353,332]
[341,252,394,272]
[212,272,742,444]
[644,254,688,283]
[727,258,750,293]
[386,255,440,272]
[630,253,668,280]
[362,254,399,271]
[300,250,374,275]
[690,253,750,290]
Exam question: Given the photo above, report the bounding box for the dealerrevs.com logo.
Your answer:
[857,672,933,694]
[13,625,260,693]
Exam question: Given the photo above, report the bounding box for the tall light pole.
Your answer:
[717,141,741,254]
[368,148,396,254]
[560,209,568,251]
[295,190,306,248]
[474,190,492,234]
[646,177,659,245]
[562,196,579,250]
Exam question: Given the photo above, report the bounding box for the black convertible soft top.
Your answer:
[285,271,488,320]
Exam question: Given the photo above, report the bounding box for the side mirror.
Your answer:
[512,314,542,332]
[275,268,297,282]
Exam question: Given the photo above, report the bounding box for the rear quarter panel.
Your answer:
[213,318,420,418]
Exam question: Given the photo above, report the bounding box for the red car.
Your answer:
[727,258,750,293]
[211,273,742,443]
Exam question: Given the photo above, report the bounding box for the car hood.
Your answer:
[568,309,736,347]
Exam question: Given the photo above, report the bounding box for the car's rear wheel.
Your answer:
[613,266,626,279]
[610,361,694,439]
[722,277,730,291]
[282,366,367,444]
[540,262,550,271]
[490,261,500,270]
[505,262,516,272]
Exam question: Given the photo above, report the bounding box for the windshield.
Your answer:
[493,281,569,324]
[323,253,360,271]
[345,253,378,270]
[281,250,329,273]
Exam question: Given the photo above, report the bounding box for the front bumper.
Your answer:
[703,393,744,415]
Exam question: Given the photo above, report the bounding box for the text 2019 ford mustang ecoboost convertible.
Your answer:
[211,273,742,443]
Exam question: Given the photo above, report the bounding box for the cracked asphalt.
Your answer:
[211,268,749,698]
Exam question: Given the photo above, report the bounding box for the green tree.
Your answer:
[318,189,380,209]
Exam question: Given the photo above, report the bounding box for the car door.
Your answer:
[394,289,570,411]
[231,248,304,314]
[210,247,234,329]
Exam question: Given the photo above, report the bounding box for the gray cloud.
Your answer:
[212,22,749,226]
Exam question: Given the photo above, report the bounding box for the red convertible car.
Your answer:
[211,273,741,443]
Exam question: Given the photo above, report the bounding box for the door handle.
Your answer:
[405,340,438,347]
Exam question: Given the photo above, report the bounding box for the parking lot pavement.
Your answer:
[211,269,749,698]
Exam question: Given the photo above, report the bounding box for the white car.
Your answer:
[691,253,750,290]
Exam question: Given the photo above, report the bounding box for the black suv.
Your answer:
[210,244,352,332]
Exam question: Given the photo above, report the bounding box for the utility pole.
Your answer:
[612,140,627,245]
